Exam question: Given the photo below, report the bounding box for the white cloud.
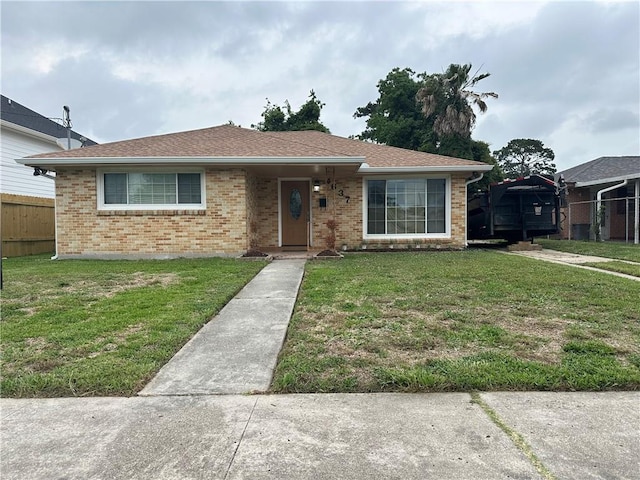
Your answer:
[1,1,637,172]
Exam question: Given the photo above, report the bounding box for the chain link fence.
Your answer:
[565,195,639,243]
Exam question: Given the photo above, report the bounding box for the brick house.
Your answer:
[556,156,640,243]
[17,125,493,258]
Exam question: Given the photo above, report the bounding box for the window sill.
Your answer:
[97,209,206,216]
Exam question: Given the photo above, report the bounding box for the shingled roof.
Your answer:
[23,124,489,170]
[1,94,97,146]
[558,156,640,186]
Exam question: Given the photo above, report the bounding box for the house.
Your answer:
[1,94,97,198]
[1,94,97,256]
[16,125,493,259]
[556,156,640,243]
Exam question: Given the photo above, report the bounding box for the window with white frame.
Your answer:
[98,171,204,209]
[365,178,448,236]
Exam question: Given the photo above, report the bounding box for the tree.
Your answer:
[468,140,503,192]
[416,64,498,141]
[353,68,436,152]
[353,64,498,162]
[493,139,556,178]
[252,90,330,133]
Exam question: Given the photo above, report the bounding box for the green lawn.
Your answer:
[583,261,640,278]
[272,251,640,393]
[537,239,640,262]
[0,255,266,397]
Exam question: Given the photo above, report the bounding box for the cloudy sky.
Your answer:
[2,0,638,171]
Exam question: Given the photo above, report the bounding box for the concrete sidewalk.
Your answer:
[1,392,638,479]
[506,248,640,281]
[140,259,305,396]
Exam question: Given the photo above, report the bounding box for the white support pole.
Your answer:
[634,178,639,245]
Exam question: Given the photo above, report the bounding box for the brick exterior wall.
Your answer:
[55,169,470,258]
[55,168,249,258]
[252,174,468,250]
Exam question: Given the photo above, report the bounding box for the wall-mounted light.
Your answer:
[313,180,321,192]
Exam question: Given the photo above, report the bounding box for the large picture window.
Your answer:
[366,178,447,236]
[99,171,204,209]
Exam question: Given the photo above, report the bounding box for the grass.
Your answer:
[0,255,266,397]
[583,261,640,278]
[271,251,640,393]
[536,239,640,262]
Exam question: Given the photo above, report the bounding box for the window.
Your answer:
[365,178,448,236]
[99,171,204,209]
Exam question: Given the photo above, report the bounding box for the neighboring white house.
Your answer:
[1,94,96,198]
[1,94,96,256]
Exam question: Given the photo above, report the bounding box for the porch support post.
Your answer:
[634,178,639,245]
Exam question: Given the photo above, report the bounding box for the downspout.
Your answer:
[464,173,484,247]
[33,167,58,259]
[595,179,627,242]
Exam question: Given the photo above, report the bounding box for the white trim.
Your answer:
[96,168,206,211]
[278,178,313,247]
[361,175,452,240]
[17,156,365,168]
[575,174,640,188]
[1,119,60,145]
[357,165,494,174]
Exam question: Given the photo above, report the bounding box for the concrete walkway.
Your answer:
[140,259,305,396]
[2,392,638,479]
[506,248,640,281]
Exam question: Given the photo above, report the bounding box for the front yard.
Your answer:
[271,251,640,393]
[2,247,639,398]
[0,255,266,397]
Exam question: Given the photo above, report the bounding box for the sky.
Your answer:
[1,0,638,171]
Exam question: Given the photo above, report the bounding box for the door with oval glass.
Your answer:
[281,180,310,247]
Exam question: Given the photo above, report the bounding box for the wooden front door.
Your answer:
[281,181,310,247]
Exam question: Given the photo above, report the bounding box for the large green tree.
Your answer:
[353,68,436,152]
[493,139,556,178]
[252,90,330,133]
[354,64,498,161]
[469,140,503,192]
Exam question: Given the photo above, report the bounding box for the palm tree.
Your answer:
[416,64,498,138]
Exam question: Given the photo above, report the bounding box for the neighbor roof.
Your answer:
[558,156,640,186]
[21,125,491,173]
[1,95,97,146]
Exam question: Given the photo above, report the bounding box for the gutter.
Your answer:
[16,156,366,169]
[358,165,495,174]
[595,179,628,241]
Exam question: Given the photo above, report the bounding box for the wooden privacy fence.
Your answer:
[1,193,55,257]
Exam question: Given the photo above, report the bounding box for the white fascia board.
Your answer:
[16,156,366,168]
[575,174,640,188]
[1,120,60,145]
[357,164,495,174]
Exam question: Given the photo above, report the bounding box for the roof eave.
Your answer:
[357,165,495,174]
[1,119,60,145]
[575,173,640,188]
[16,156,366,168]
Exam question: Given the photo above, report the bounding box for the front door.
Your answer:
[281,180,310,247]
